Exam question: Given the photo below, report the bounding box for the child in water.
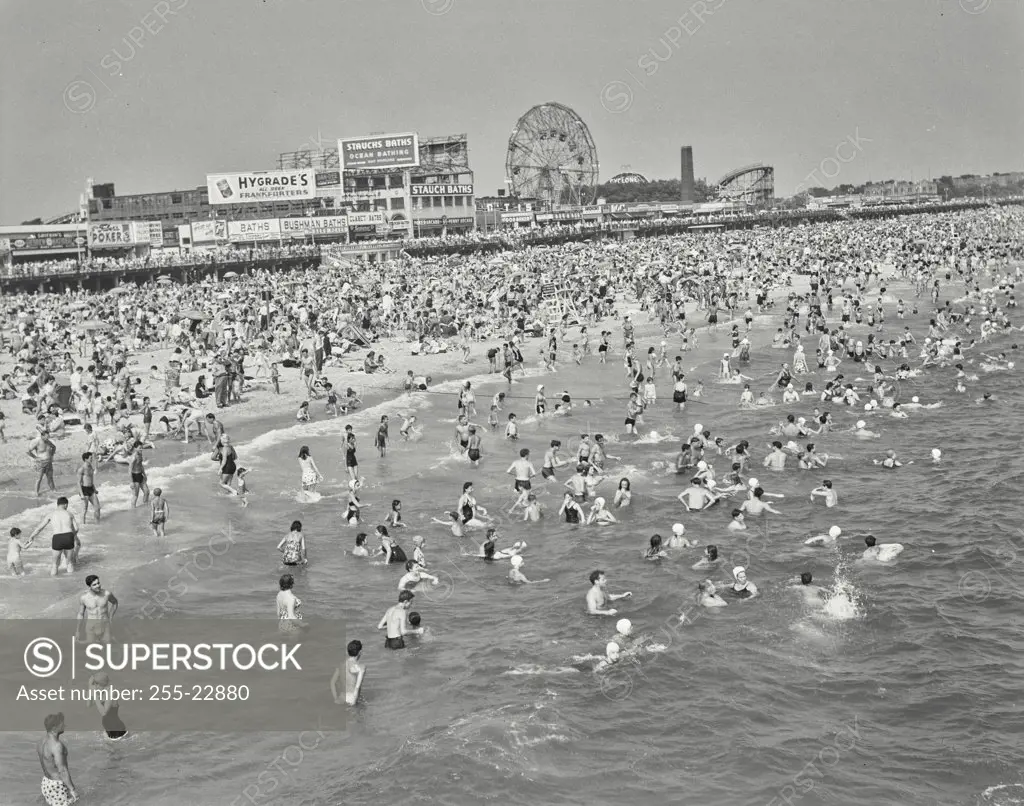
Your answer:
[7,527,33,576]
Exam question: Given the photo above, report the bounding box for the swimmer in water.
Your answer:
[644,534,668,560]
[804,525,844,546]
[585,570,632,616]
[728,509,747,531]
[666,522,695,549]
[851,420,880,439]
[861,535,904,563]
[351,533,370,557]
[788,572,827,606]
[521,494,542,522]
[729,566,758,599]
[873,449,911,469]
[696,579,728,608]
[931,449,942,464]
[587,497,617,526]
[678,477,720,511]
[740,487,781,517]
[430,511,465,538]
[691,545,720,571]
[397,559,440,592]
[810,480,838,508]
[508,554,549,584]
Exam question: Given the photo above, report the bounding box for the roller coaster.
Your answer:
[716,163,774,205]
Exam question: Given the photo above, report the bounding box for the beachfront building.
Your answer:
[280,133,475,241]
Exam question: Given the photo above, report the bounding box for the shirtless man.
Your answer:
[789,572,827,607]
[677,478,719,511]
[38,713,78,805]
[810,480,838,508]
[30,497,80,576]
[763,441,788,471]
[77,574,118,644]
[506,448,538,494]
[377,590,422,649]
[585,570,632,616]
[740,487,782,517]
[330,640,365,706]
[541,440,567,480]
[76,453,100,523]
[454,415,473,454]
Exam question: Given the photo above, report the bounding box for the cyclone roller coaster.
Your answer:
[716,163,775,205]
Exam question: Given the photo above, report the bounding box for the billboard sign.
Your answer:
[410,183,473,196]
[7,230,87,252]
[228,219,281,242]
[89,222,134,248]
[190,220,228,244]
[280,216,348,236]
[132,221,163,246]
[338,133,419,171]
[315,171,341,188]
[347,211,386,226]
[206,170,316,204]
[501,211,534,223]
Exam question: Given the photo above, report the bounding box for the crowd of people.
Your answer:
[4,202,1024,805]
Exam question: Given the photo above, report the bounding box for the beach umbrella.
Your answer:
[223,271,239,279]
[78,319,111,332]
[157,274,174,280]
[180,309,210,321]
[156,277,174,286]
[109,286,133,295]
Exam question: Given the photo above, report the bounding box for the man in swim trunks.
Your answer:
[30,497,80,577]
[77,574,118,644]
[76,452,100,523]
[38,712,78,804]
[466,427,483,466]
[506,448,537,493]
[541,440,565,479]
[378,590,421,649]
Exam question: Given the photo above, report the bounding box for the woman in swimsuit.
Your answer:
[298,445,323,492]
[387,499,405,528]
[88,673,127,740]
[644,534,668,561]
[344,433,359,481]
[277,520,307,567]
[457,482,480,526]
[276,574,308,633]
[378,526,407,565]
[558,492,584,524]
[219,435,238,489]
[613,478,632,508]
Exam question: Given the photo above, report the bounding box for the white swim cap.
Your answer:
[595,497,606,508]
[661,340,667,346]
[733,566,746,579]
[798,417,806,424]
[856,420,866,429]
[864,403,871,411]
[912,396,919,403]
[510,555,523,568]
[606,642,621,660]
[537,384,544,391]
[348,479,358,489]
[694,423,703,433]
[748,477,759,488]
[931,448,941,458]
[697,460,707,470]
[616,618,632,636]
[1009,362,1015,369]
[672,523,685,535]
[829,526,842,538]
[724,352,730,358]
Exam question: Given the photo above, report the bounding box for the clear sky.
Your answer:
[1,0,1022,222]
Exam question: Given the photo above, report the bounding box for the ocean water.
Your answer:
[3,298,1024,806]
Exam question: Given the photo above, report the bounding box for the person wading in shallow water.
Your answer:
[37,712,79,805]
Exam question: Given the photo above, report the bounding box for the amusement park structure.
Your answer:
[716,163,775,205]
[608,172,649,184]
[505,102,600,207]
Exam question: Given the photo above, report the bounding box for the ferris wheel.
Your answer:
[505,102,599,207]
